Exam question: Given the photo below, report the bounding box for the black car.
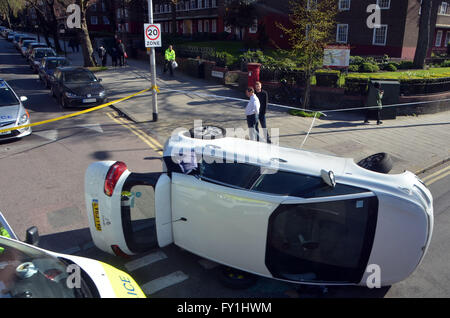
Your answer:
[25,43,47,60]
[38,57,71,88]
[50,67,107,108]
[29,48,57,73]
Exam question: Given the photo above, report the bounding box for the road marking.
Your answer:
[34,129,58,141]
[141,271,189,295]
[421,165,450,183]
[106,112,163,155]
[425,170,450,186]
[125,251,168,272]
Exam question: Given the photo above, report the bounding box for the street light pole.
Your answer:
[148,0,158,122]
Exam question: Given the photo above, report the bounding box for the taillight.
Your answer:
[104,161,127,197]
[111,245,131,258]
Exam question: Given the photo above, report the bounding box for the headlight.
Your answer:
[18,113,29,125]
[65,92,78,98]
[99,91,106,97]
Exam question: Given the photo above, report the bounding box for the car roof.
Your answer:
[56,66,87,72]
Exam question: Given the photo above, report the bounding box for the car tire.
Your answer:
[217,266,258,290]
[60,97,67,109]
[189,125,226,140]
[50,86,55,97]
[357,152,393,174]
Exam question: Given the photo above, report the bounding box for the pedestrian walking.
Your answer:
[163,45,176,76]
[110,46,118,67]
[255,81,271,143]
[117,40,126,67]
[98,45,107,67]
[245,87,260,141]
[364,82,384,125]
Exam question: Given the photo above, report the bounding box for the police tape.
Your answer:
[0,88,151,134]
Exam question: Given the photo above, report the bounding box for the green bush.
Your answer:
[348,64,359,72]
[384,63,398,72]
[397,61,415,70]
[350,56,364,65]
[359,62,380,73]
[441,60,450,67]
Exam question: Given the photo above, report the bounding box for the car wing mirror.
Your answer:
[98,78,102,82]
[20,96,28,102]
[320,169,336,188]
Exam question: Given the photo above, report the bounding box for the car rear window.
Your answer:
[35,50,56,58]
[0,84,19,107]
[46,59,70,69]
[63,70,96,83]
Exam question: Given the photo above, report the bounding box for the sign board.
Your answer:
[144,23,161,48]
[323,45,350,68]
[211,70,224,79]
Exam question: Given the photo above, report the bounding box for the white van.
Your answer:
[85,126,433,287]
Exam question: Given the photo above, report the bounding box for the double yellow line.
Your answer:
[421,165,450,186]
[106,112,163,156]
[0,88,151,134]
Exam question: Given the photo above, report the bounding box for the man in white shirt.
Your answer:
[245,87,260,141]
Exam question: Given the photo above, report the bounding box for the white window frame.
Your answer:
[445,31,450,47]
[435,30,443,47]
[204,20,210,32]
[205,0,210,8]
[212,0,217,7]
[191,0,196,9]
[376,0,390,9]
[212,19,217,32]
[338,0,351,11]
[185,1,190,11]
[372,24,388,46]
[439,2,448,15]
[198,20,203,32]
[90,16,98,25]
[198,0,203,9]
[249,18,258,34]
[336,24,349,43]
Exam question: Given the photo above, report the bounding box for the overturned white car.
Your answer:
[85,126,433,287]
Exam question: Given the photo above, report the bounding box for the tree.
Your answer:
[277,0,337,109]
[224,0,256,40]
[75,0,96,67]
[413,0,433,69]
[0,0,26,29]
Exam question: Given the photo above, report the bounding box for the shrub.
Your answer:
[315,70,341,87]
[350,56,364,65]
[348,64,359,72]
[359,62,380,73]
[441,60,450,67]
[397,61,415,70]
[384,63,398,72]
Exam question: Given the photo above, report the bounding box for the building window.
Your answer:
[435,30,443,47]
[91,3,97,11]
[445,31,450,47]
[338,0,351,11]
[198,0,203,9]
[336,24,349,43]
[205,0,210,8]
[154,4,159,13]
[212,19,217,32]
[204,20,209,32]
[91,16,98,25]
[249,18,258,34]
[373,25,388,45]
[439,2,448,15]
[191,0,196,9]
[103,16,110,25]
[101,1,106,12]
[198,20,203,32]
[376,0,390,9]
[185,1,190,10]
[212,0,217,7]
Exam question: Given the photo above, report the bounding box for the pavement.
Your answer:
[38,33,450,174]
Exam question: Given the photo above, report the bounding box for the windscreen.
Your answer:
[0,84,19,107]
[64,70,96,83]
[35,50,56,59]
[46,59,70,70]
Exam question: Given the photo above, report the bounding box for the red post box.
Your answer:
[247,63,261,88]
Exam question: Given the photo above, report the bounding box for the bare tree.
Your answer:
[413,0,433,69]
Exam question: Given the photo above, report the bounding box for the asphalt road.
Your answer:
[0,36,449,299]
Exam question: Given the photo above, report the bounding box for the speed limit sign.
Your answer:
[144,24,161,48]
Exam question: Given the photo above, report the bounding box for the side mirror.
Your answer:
[321,169,336,188]
[25,226,39,246]
[20,96,28,102]
[98,78,102,82]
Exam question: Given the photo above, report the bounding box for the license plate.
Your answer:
[92,200,102,231]
[83,98,96,103]
[0,131,11,135]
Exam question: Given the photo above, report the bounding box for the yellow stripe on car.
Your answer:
[100,261,146,298]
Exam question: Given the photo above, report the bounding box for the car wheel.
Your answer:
[50,86,55,97]
[60,97,67,109]
[357,152,393,174]
[217,266,258,290]
[189,125,226,140]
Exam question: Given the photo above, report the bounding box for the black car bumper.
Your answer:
[64,97,108,108]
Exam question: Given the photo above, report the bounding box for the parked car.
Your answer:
[0,79,31,140]
[7,32,17,41]
[38,57,71,88]
[84,126,434,288]
[16,36,36,51]
[1,29,12,37]
[0,210,145,298]
[29,48,57,73]
[12,34,26,46]
[50,67,107,108]
[19,40,37,57]
[25,43,47,60]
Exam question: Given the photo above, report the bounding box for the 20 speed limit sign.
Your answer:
[144,24,161,48]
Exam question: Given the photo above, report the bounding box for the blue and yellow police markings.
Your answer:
[100,261,146,298]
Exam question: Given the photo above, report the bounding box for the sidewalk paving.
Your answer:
[61,45,450,174]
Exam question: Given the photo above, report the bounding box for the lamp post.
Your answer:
[34,25,40,42]
[148,0,158,122]
[59,28,66,57]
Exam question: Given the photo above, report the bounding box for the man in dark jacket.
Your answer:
[117,40,126,67]
[255,81,271,143]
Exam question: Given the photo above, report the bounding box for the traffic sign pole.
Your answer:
[147,0,158,122]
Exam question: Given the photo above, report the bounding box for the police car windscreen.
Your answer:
[0,85,19,107]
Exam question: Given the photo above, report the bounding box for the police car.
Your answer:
[85,126,433,287]
[0,211,145,298]
[0,79,31,140]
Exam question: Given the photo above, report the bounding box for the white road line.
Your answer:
[141,271,189,295]
[198,258,220,270]
[124,251,167,272]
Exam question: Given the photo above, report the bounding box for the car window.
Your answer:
[46,59,70,70]
[251,170,368,198]
[63,70,96,83]
[198,157,261,189]
[35,50,56,59]
[0,83,19,107]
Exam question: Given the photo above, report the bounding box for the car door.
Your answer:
[85,161,172,257]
